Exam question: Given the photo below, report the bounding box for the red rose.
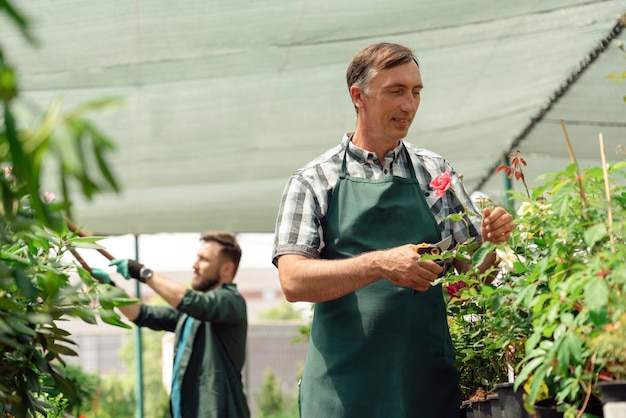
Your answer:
[446,281,468,302]
[430,171,452,198]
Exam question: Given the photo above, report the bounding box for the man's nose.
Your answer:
[401,92,419,113]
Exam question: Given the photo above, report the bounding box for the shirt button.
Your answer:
[368,153,373,159]
[384,169,388,174]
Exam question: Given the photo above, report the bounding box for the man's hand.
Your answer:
[91,268,113,285]
[378,244,443,292]
[109,259,144,280]
[481,206,515,244]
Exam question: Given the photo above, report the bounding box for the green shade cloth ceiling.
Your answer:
[1,0,625,234]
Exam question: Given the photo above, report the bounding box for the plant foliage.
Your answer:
[448,149,626,417]
[1,2,136,417]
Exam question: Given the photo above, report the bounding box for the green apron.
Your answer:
[299,144,460,417]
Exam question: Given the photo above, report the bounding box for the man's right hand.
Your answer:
[377,244,443,292]
[109,259,144,281]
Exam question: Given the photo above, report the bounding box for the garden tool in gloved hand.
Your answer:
[109,258,153,283]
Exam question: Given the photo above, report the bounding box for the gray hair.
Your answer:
[346,43,419,112]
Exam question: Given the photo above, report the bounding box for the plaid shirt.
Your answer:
[272,133,482,265]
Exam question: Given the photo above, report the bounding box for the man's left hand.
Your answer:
[481,206,515,244]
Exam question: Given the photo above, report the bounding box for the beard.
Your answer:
[193,275,220,292]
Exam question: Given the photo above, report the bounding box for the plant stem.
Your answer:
[576,350,597,418]
[598,133,615,252]
[560,120,589,211]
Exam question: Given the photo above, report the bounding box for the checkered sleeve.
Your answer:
[447,167,483,246]
[272,173,324,266]
[410,146,482,248]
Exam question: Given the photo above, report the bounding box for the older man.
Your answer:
[272,43,514,417]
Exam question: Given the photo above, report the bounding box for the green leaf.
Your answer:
[551,181,574,217]
[67,235,105,244]
[26,313,52,324]
[516,356,544,384]
[39,271,66,300]
[526,364,548,407]
[69,241,107,250]
[584,277,609,315]
[583,224,607,247]
[51,370,77,400]
[47,343,79,357]
[0,0,35,43]
[567,334,583,365]
[99,309,132,329]
[472,242,495,266]
[72,308,97,325]
[5,317,36,338]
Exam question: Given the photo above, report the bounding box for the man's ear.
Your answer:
[220,261,235,281]
[350,85,364,110]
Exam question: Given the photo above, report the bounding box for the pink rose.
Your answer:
[430,171,452,198]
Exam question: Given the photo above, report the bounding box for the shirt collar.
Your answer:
[342,132,404,163]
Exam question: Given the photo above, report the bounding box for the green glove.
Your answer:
[109,258,144,281]
[91,268,112,285]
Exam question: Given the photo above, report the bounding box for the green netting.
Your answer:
[1,0,624,233]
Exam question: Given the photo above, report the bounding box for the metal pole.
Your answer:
[134,234,145,418]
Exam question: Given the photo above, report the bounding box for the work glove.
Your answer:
[91,268,113,285]
[109,258,144,281]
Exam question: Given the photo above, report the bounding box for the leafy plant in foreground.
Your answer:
[1,3,136,417]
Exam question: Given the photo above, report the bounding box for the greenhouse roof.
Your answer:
[2,0,625,234]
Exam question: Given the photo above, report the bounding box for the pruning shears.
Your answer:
[413,235,452,257]
[412,235,453,295]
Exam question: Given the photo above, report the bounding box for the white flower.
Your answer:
[517,201,552,217]
[517,202,533,217]
[496,247,525,273]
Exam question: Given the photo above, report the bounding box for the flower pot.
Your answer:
[461,400,472,418]
[534,398,562,418]
[470,398,493,418]
[533,395,604,418]
[599,380,626,418]
[459,401,473,418]
[487,394,502,418]
[495,382,531,418]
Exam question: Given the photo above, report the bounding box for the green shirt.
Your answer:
[134,283,250,418]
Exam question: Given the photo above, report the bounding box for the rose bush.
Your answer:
[445,145,626,416]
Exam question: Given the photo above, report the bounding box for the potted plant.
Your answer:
[444,140,625,418]
[446,234,534,418]
[486,148,626,417]
[590,272,626,418]
[437,202,533,417]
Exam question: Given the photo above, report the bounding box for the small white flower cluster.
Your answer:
[515,201,553,240]
[495,247,525,274]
